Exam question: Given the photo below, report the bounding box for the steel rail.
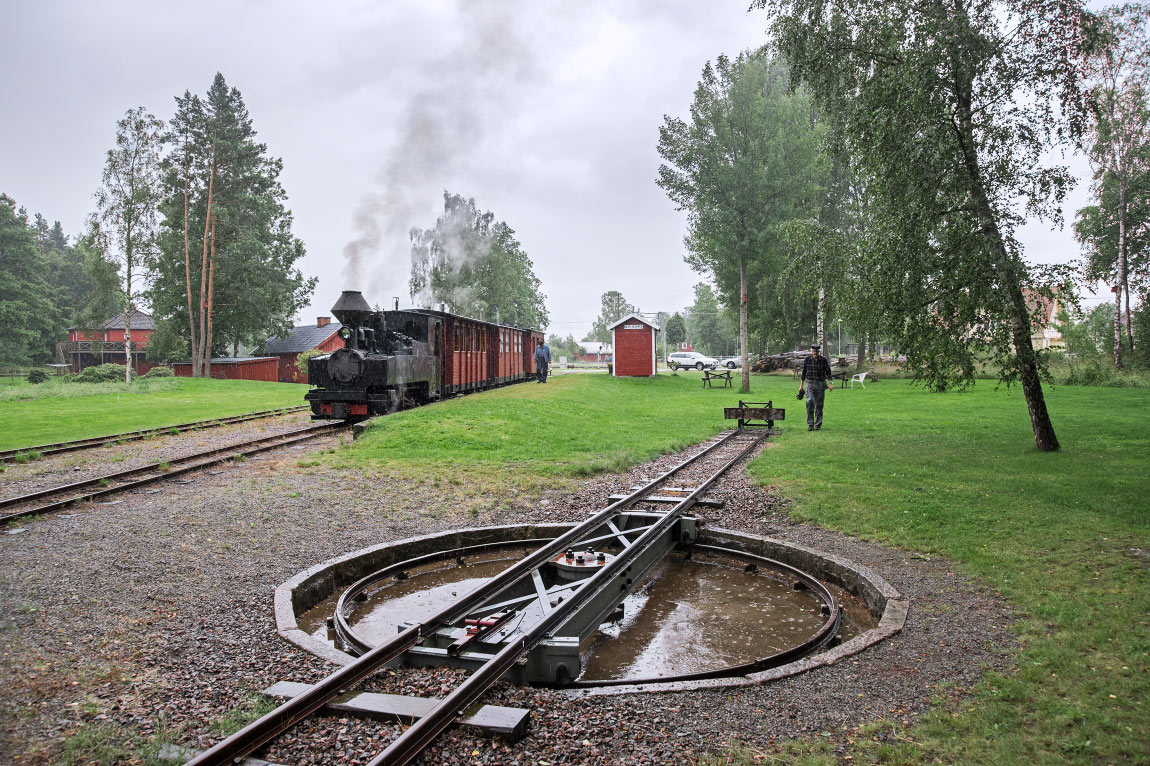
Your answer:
[0,423,340,525]
[0,406,309,463]
[369,429,770,766]
[186,430,748,766]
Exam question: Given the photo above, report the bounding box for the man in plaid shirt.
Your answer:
[799,344,833,430]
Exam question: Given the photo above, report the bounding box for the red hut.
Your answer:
[62,309,156,374]
[609,313,659,377]
[259,317,345,383]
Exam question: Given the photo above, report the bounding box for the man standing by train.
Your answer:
[535,340,551,383]
[799,344,833,431]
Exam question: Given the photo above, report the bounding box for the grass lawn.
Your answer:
[0,378,310,451]
[346,371,1147,764]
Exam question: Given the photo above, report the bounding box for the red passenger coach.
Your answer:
[438,312,544,395]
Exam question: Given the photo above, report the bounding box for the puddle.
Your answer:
[298,550,875,682]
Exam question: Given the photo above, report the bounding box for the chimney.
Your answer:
[317,316,331,327]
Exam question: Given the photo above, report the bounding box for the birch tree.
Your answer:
[90,107,165,382]
[761,0,1096,450]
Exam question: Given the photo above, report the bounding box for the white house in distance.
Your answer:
[610,313,659,377]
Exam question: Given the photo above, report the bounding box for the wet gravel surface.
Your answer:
[0,425,1016,765]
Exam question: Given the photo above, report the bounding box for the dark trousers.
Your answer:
[805,381,826,427]
[537,363,548,383]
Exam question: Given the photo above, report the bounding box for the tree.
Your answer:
[151,74,315,370]
[685,283,732,356]
[409,192,548,329]
[0,195,58,364]
[586,291,633,345]
[1078,3,1150,367]
[761,0,1097,451]
[90,107,165,382]
[658,51,828,391]
[664,313,687,346]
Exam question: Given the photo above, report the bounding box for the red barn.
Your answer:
[610,313,659,377]
[62,309,157,374]
[259,317,345,383]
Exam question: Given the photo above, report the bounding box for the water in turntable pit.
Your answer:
[298,550,874,682]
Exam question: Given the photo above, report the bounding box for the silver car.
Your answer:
[667,351,718,371]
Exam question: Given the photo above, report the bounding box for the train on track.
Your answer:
[306,290,545,421]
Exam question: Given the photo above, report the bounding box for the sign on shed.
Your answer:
[609,313,659,377]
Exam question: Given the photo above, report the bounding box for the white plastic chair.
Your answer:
[850,371,869,388]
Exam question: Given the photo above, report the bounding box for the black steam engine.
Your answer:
[306,290,544,421]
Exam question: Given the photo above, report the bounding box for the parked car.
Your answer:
[718,355,742,369]
[667,351,719,371]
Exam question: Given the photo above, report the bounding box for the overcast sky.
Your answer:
[1,1,1104,342]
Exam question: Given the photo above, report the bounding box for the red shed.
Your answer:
[171,357,279,382]
[259,317,345,383]
[610,313,659,377]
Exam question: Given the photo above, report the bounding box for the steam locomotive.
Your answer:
[306,290,545,421]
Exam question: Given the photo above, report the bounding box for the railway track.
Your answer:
[0,405,310,463]
[187,420,830,766]
[0,421,342,526]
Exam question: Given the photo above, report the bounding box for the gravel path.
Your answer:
[0,425,1016,765]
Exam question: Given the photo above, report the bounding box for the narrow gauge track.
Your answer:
[0,421,342,526]
[0,405,309,463]
[187,428,820,766]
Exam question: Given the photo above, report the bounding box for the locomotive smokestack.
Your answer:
[331,290,373,328]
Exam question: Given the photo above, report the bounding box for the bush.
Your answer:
[26,368,49,384]
[74,364,132,384]
[142,366,174,379]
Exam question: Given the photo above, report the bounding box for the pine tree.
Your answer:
[152,74,314,373]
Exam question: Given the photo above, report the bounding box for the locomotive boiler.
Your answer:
[306,290,544,421]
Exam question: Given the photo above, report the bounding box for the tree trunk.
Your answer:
[856,331,867,372]
[816,287,825,349]
[1114,177,1126,369]
[954,83,1059,451]
[197,146,216,377]
[124,226,132,384]
[233,340,240,358]
[204,211,217,378]
[182,130,198,377]
[1124,280,1134,354]
[739,257,750,393]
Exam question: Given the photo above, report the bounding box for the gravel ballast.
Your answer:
[0,425,1016,765]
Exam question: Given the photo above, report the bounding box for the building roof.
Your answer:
[260,322,342,354]
[580,341,609,354]
[608,313,660,331]
[102,309,155,330]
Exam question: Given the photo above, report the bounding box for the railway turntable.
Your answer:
[187,404,908,766]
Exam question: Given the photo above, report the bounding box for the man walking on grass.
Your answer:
[535,340,551,383]
[799,344,833,431]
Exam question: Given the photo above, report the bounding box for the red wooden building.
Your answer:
[259,317,345,383]
[61,309,157,374]
[171,357,279,382]
[610,313,659,377]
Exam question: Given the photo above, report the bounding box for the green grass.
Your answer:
[338,372,739,493]
[344,371,1146,764]
[0,378,309,450]
[742,378,1148,764]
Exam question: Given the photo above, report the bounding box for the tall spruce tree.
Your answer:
[152,74,314,373]
[0,195,58,364]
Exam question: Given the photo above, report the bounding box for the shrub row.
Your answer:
[24,364,175,385]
